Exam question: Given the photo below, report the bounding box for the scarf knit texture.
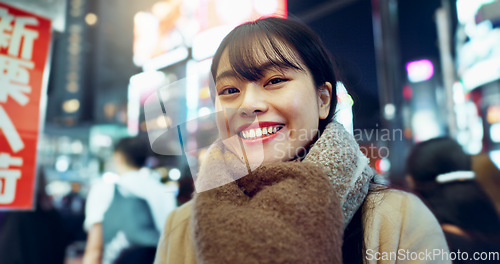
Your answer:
[191,121,377,263]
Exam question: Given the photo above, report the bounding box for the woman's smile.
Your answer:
[237,122,285,144]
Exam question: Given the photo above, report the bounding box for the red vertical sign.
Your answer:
[0,3,51,210]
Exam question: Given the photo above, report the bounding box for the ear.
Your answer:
[318,82,333,119]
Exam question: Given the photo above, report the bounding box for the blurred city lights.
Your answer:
[66,81,79,93]
[456,0,495,25]
[192,26,233,61]
[490,150,500,170]
[46,181,72,197]
[335,82,354,134]
[62,99,80,113]
[71,140,84,154]
[91,134,112,148]
[452,82,465,104]
[156,116,170,128]
[85,13,98,26]
[375,158,391,174]
[216,0,253,25]
[168,168,181,181]
[187,60,200,121]
[490,123,500,143]
[186,120,198,133]
[142,46,189,71]
[254,0,279,16]
[55,155,71,172]
[402,85,413,101]
[461,57,500,92]
[198,107,211,117]
[406,59,434,83]
[487,105,500,124]
[412,110,443,142]
[384,103,396,120]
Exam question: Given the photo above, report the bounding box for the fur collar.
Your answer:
[190,121,376,263]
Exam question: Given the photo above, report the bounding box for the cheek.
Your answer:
[284,90,319,120]
[214,100,234,138]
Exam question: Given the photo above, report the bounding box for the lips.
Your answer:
[236,122,285,142]
[239,125,284,139]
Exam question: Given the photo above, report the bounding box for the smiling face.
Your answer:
[214,47,332,163]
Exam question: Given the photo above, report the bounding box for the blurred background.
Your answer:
[1,0,500,263]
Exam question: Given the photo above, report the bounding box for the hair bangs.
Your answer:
[225,30,304,81]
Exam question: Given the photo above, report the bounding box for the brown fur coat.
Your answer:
[192,162,344,263]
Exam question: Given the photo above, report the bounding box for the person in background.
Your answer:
[406,137,500,263]
[60,181,87,246]
[0,169,67,264]
[83,137,177,264]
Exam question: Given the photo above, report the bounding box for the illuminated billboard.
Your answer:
[133,0,287,67]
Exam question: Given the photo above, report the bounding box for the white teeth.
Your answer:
[255,128,262,137]
[240,125,283,139]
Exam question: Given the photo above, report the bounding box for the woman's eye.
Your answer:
[219,87,240,95]
[266,78,288,86]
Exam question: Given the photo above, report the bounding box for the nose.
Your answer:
[238,84,268,117]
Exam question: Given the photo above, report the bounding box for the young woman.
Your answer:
[155,17,449,264]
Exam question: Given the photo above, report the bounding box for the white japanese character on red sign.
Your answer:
[0,55,33,105]
[0,7,40,205]
[0,7,39,60]
[0,152,22,203]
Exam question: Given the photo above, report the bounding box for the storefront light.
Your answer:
[62,99,80,113]
[490,123,500,143]
[168,168,181,181]
[85,13,98,26]
[456,0,495,25]
[198,107,211,117]
[487,105,500,124]
[55,155,71,172]
[254,0,279,16]
[461,57,500,92]
[406,59,434,83]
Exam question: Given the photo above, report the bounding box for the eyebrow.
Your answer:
[215,61,294,83]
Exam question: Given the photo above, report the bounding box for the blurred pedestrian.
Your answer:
[60,182,87,245]
[406,137,500,262]
[83,137,176,264]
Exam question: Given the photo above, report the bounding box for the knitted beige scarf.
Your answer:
[191,121,377,263]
